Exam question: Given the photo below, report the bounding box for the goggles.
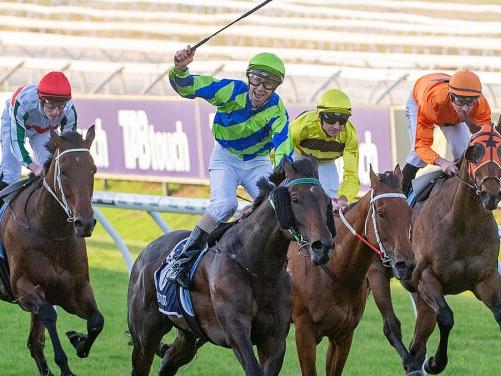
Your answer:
[41,98,68,110]
[450,93,478,107]
[320,112,350,126]
[246,71,280,91]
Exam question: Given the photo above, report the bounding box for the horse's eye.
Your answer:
[291,196,299,203]
[377,210,385,218]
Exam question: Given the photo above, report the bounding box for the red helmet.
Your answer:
[37,71,72,100]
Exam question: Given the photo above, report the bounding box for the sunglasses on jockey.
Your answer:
[450,93,479,107]
[320,112,350,126]
[40,97,68,110]
[246,70,281,91]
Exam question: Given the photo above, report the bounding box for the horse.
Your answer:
[0,126,103,376]
[369,122,501,375]
[127,156,335,376]
[287,165,416,376]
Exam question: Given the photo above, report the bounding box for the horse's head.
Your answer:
[270,156,334,265]
[45,125,97,237]
[368,165,415,281]
[464,120,501,210]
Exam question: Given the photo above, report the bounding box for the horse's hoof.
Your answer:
[424,357,446,374]
[66,330,88,358]
[406,370,424,376]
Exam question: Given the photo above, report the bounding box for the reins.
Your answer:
[42,148,90,222]
[339,190,406,265]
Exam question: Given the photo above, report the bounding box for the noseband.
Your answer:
[42,147,91,222]
[339,189,406,265]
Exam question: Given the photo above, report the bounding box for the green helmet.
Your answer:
[317,89,352,116]
[247,52,285,83]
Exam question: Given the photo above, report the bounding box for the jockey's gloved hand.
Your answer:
[435,157,458,176]
[28,162,45,177]
[332,196,348,216]
[174,45,195,70]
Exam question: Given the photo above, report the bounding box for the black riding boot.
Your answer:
[168,226,210,290]
[401,164,420,197]
[0,180,9,207]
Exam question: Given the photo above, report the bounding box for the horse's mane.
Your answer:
[43,131,86,171]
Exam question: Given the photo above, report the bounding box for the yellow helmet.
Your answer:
[317,89,351,116]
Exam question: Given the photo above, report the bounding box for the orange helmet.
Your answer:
[448,70,482,97]
[37,71,72,100]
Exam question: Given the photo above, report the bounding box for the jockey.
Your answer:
[166,46,293,289]
[0,71,77,191]
[291,88,360,213]
[401,69,492,196]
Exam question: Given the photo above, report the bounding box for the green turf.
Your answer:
[0,181,500,375]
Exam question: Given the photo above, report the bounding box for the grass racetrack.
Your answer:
[0,182,500,375]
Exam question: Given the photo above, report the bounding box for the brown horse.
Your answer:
[127,157,335,376]
[287,165,415,376]
[369,123,501,376]
[0,126,103,376]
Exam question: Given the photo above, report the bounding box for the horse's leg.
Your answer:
[256,333,287,376]
[215,306,263,375]
[412,269,453,374]
[472,270,501,331]
[367,266,420,374]
[64,284,104,358]
[27,313,53,376]
[157,330,198,376]
[293,315,317,376]
[129,310,172,376]
[16,282,75,376]
[325,333,353,376]
[408,295,436,370]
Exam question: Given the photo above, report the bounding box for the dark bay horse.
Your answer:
[0,126,103,376]
[127,157,335,376]
[369,123,501,375]
[287,165,415,375]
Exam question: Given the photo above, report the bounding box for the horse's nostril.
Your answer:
[311,241,323,252]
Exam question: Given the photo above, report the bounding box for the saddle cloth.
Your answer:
[154,238,207,317]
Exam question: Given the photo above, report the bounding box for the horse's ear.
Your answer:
[85,124,96,148]
[369,164,378,188]
[394,164,403,188]
[272,186,294,230]
[495,115,501,134]
[463,111,482,133]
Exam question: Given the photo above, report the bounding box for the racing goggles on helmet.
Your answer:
[246,70,281,90]
[450,93,479,107]
[40,97,68,110]
[320,112,350,126]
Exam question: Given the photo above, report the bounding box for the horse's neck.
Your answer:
[227,201,289,280]
[331,194,374,286]
[30,179,74,235]
[451,162,484,218]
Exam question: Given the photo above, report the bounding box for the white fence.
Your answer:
[91,190,249,273]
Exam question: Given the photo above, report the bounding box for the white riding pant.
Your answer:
[317,159,340,199]
[405,93,471,168]
[207,143,273,222]
[1,108,51,184]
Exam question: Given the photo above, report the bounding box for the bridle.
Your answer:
[269,177,322,246]
[339,189,407,266]
[457,128,501,195]
[42,148,90,222]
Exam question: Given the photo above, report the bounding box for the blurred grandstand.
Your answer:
[1,0,501,106]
